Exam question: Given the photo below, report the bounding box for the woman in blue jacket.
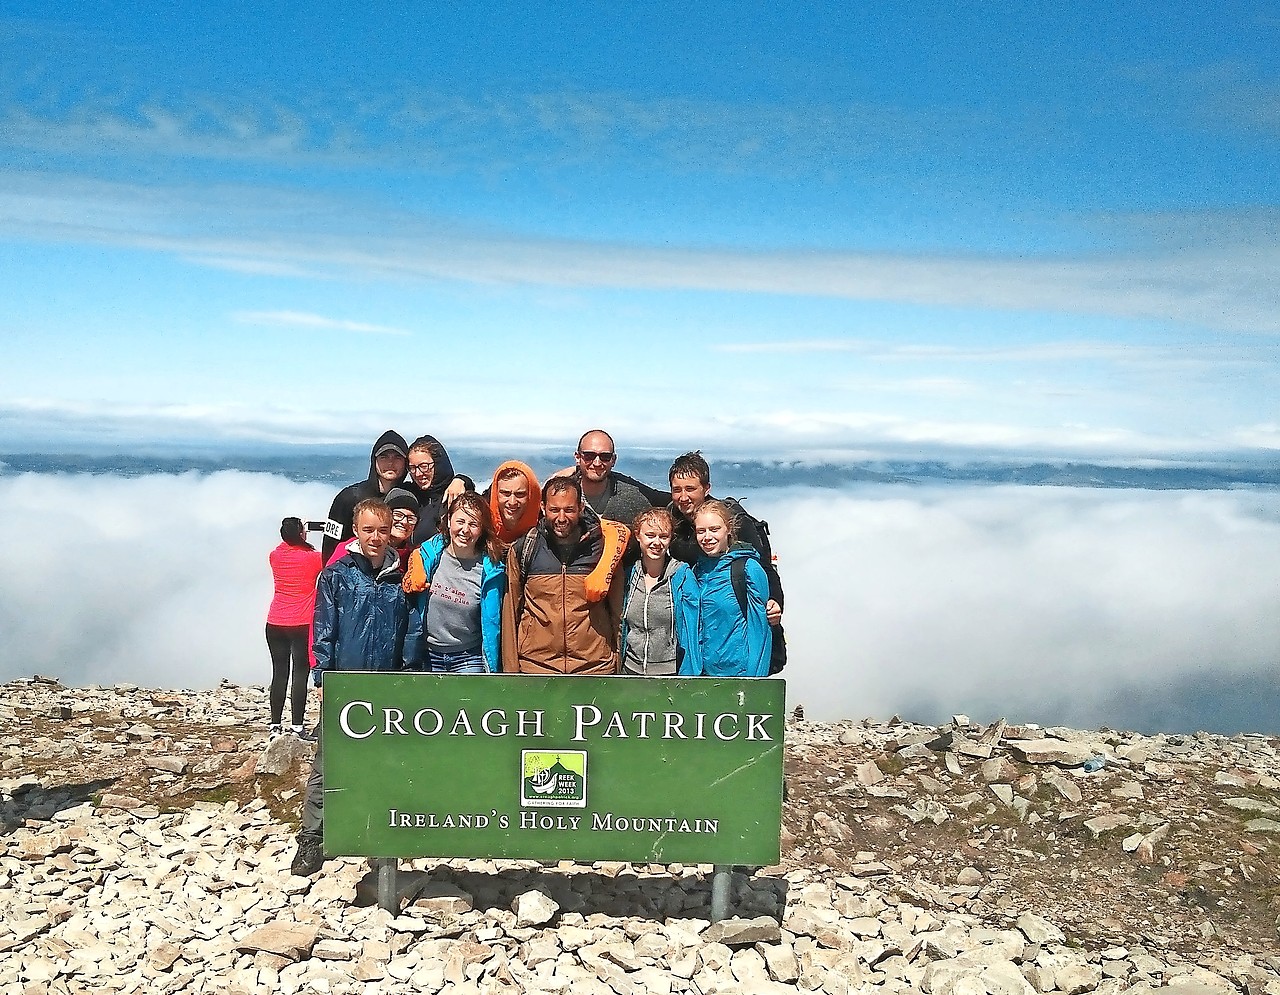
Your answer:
[403,492,506,673]
[677,499,772,678]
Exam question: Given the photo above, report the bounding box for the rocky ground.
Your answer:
[2,676,1279,995]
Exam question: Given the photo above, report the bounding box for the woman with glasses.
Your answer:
[402,492,507,673]
[325,489,419,570]
[406,434,472,549]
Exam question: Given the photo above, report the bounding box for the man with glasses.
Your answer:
[572,429,668,526]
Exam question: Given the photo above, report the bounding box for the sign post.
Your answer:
[321,674,785,916]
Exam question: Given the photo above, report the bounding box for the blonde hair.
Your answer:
[693,500,737,544]
[632,507,673,535]
[352,499,392,526]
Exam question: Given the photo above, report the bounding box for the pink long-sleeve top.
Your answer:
[267,542,323,626]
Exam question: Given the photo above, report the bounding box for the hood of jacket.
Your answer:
[488,460,542,544]
[408,434,458,501]
[694,540,760,575]
[366,430,409,486]
[343,544,404,583]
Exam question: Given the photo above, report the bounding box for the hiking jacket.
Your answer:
[618,557,698,676]
[267,542,323,627]
[311,547,408,684]
[501,507,630,675]
[326,537,411,572]
[402,534,506,672]
[677,542,771,678]
[321,430,409,562]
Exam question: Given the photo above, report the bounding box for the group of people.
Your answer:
[267,429,787,875]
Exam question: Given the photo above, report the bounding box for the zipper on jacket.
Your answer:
[560,564,569,668]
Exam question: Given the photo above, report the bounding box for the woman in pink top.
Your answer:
[267,517,323,736]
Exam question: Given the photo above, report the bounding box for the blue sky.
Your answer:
[2,1,1278,458]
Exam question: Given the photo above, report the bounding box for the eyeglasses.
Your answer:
[391,511,418,523]
[576,451,616,465]
[408,462,435,473]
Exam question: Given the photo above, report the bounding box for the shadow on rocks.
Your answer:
[352,863,790,923]
[0,777,119,836]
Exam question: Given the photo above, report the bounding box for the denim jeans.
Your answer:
[426,648,487,674]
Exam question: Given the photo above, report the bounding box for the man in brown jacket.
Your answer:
[501,476,630,674]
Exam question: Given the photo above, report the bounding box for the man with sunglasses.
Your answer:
[572,429,669,526]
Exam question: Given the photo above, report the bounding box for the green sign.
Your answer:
[321,674,785,865]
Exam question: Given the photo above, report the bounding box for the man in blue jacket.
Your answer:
[291,498,408,877]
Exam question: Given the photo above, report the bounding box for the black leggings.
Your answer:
[265,623,310,726]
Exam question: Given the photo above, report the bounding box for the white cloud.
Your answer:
[3,473,1278,734]
[0,80,976,180]
[753,484,1280,731]
[2,170,1279,334]
[0,397,1260,457]
[715,340,870,354]
[186,255,319,278]
[0,471,332,691]
[718,338,1278,368]
[233,310,411,336]
[1230,423,1280,450]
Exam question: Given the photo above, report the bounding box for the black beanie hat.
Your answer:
[384,487,420,513]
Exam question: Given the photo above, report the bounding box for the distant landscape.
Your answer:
[4,449,1280,493]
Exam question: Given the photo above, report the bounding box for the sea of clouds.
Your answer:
[3,471,1279,734]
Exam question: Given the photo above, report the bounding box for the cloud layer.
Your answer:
[0,471,332,691]
[3,170,1279,335]
[2,472,1278,734]
[772,484,1280,732]
[8,397,1275,458]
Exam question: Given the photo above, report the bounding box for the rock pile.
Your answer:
[2,678,1278,995]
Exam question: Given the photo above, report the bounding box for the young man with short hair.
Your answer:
[324,487,420,568]
[291,499,409,877]
[321,431,411,562]
[501,476,630,675]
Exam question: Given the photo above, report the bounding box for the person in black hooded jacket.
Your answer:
[321,431,411,562]
[406,434,475,548]
[325,430,476,563]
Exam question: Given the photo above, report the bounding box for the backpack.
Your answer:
[724,498,787,675]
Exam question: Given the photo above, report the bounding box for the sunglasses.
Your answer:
[577,451,616,465]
